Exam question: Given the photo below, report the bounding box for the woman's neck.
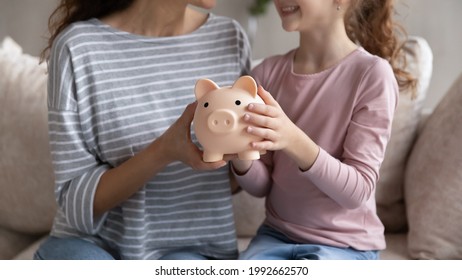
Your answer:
[101,1,208,37]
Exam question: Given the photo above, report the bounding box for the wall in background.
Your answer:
[1,0,461,111]
[0,0,57,57]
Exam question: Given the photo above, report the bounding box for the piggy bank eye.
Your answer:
[235,100,241,106]
[204,102,209,108]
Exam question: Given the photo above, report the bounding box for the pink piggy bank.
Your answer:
[193,75,265,162]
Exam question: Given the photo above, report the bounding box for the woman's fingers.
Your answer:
[190,149,227,170]
[180,102,197,126]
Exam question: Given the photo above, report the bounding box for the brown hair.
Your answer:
[40,0,134,62]
[346,0,417,97]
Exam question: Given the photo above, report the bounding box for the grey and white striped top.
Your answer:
[47,14,251,260]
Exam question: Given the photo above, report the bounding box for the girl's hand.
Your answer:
[244,86,320,170]
[158,102,227,170]
[244,86,298,152]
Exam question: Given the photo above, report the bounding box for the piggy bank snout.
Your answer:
[207,109,238,134]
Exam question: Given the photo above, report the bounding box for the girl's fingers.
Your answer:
[246,125,277,141]
[243,112,275,129]
[247,103,278,118]
[247,86,280,117]
[257,85,278,106]
[250,140,274,151]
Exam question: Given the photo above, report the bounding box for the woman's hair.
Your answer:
[346,0,417,96]
[40,0,134,62]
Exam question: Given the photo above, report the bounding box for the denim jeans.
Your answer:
[34,236,119,260]
[239,225,379,260]
[34,236,209,260]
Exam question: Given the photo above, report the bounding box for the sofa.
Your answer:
[2,35,462,260]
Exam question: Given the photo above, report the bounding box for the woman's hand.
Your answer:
[94,102,226,217]
[158,102,227,170]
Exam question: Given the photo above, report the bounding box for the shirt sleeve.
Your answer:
[303,59,399,209]
[48,41,110,234]
[231,61,273,197]
[231,153,273,197]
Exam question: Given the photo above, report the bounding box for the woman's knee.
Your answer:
[34,236,116,260]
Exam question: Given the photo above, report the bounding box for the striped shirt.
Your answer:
[47,14,251,260]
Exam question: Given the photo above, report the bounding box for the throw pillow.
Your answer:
[405,73,462,259]
[0,227,38,260]
[0,37,56,234]
[375,37,433,232]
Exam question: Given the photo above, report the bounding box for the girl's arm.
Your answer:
[231,156,273,198]
[243,65,397,209]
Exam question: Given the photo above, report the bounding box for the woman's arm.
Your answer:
[93,102,227,217]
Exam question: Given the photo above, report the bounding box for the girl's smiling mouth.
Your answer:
[280,6,300,16]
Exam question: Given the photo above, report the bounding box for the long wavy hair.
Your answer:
[40,0,134,62]
[345,0,417,96]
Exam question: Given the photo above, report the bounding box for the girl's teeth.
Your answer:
[282,6,298,13]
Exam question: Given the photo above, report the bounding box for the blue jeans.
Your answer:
[239,225,379,260]
[34,236,119,260]
[34,236,209,260]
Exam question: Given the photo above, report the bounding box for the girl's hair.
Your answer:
[346,0,417,96]
[40,0,134,62]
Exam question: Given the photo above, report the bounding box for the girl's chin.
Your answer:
[281,22,299,32]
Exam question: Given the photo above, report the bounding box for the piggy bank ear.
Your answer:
[232,75,258,98]
[195,79,219,100]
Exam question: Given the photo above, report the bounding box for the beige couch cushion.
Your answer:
[13,235,48,260]
[232,191,265,237]
[0,227,39,260]
[0,37,56,234]
[375,37,433,232]
[405,73,462,259]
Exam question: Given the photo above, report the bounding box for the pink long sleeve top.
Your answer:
[234,48,398,250]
